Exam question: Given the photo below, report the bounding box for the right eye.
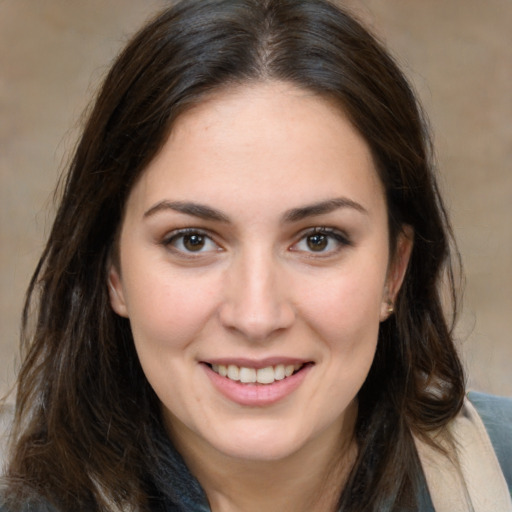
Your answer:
[163,229,221,254]
[290,227,351,256]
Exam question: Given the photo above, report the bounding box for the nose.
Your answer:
[218,250,295,342]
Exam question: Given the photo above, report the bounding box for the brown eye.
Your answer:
[183,234,205,251]
[291,227,351,255]
[164,230,219,254]
[306,234,328,251]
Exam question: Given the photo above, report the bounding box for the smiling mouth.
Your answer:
[206,363,308,385]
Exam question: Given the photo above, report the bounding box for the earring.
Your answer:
[387,302,394,314]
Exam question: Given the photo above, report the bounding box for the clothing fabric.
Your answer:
[1,392,511,512]
[469,391,512,493]
[415,391,512,512]
[149,391,512,512]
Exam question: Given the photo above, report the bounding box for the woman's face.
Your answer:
[109,82,411,462]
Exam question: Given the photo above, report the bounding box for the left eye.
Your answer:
[164,230,220,254]
[292,229,349,254]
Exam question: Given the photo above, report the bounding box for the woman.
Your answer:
[1,0,511,511]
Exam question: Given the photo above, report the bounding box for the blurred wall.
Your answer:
[1,0,511,396]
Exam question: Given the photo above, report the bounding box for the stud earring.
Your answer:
[387,302,394,314]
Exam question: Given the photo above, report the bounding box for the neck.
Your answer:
[169,402,358,512]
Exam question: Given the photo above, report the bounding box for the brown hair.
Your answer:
[2,0,464,510]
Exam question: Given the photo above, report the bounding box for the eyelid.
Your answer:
[161,228,223,254]
[307,226,350,241]
[290,226,352,254]
[162,227,208,241]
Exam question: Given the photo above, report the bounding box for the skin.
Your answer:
[109,82,412,512]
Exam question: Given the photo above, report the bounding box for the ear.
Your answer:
[108,265,129,318]
[380,225,414,321]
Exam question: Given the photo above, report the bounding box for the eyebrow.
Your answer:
[282,197,368,222]
[143,197,367,223]
[143,200,230,222]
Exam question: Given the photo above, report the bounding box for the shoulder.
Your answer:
[468,390,512,422]
[468,390,512,489]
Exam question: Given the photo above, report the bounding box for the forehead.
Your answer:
[126,81,385,219]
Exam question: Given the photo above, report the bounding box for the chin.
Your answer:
[204,420,313,462]
[217,438,303,462]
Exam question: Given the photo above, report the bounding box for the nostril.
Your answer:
[218,298,296,342]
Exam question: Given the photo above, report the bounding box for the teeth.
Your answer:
[284,364,295,377]
[211,363,304,384]
[227,365,240,381]
[274,364,285,381]
[256,366,275,384]
[239,367,256,383]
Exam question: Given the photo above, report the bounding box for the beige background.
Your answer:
[1,1,511,397]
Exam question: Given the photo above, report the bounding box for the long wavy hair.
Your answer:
[2,0,464,510]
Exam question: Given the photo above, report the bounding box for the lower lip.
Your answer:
[203,363,312,407]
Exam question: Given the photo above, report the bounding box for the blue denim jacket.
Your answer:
[1,391,511,511]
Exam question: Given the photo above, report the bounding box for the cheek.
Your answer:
[124,268,222,412]
[123,261,221,352]
[297,267,385,344]
[297,271,384,410]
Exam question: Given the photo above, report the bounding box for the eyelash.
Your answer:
[161,228,221,256]
[292,227,351,255]
[160,226,351,257]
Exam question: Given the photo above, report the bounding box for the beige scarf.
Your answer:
[415,397,512,512]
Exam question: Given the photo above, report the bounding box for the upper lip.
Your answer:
[202,357,312,369]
